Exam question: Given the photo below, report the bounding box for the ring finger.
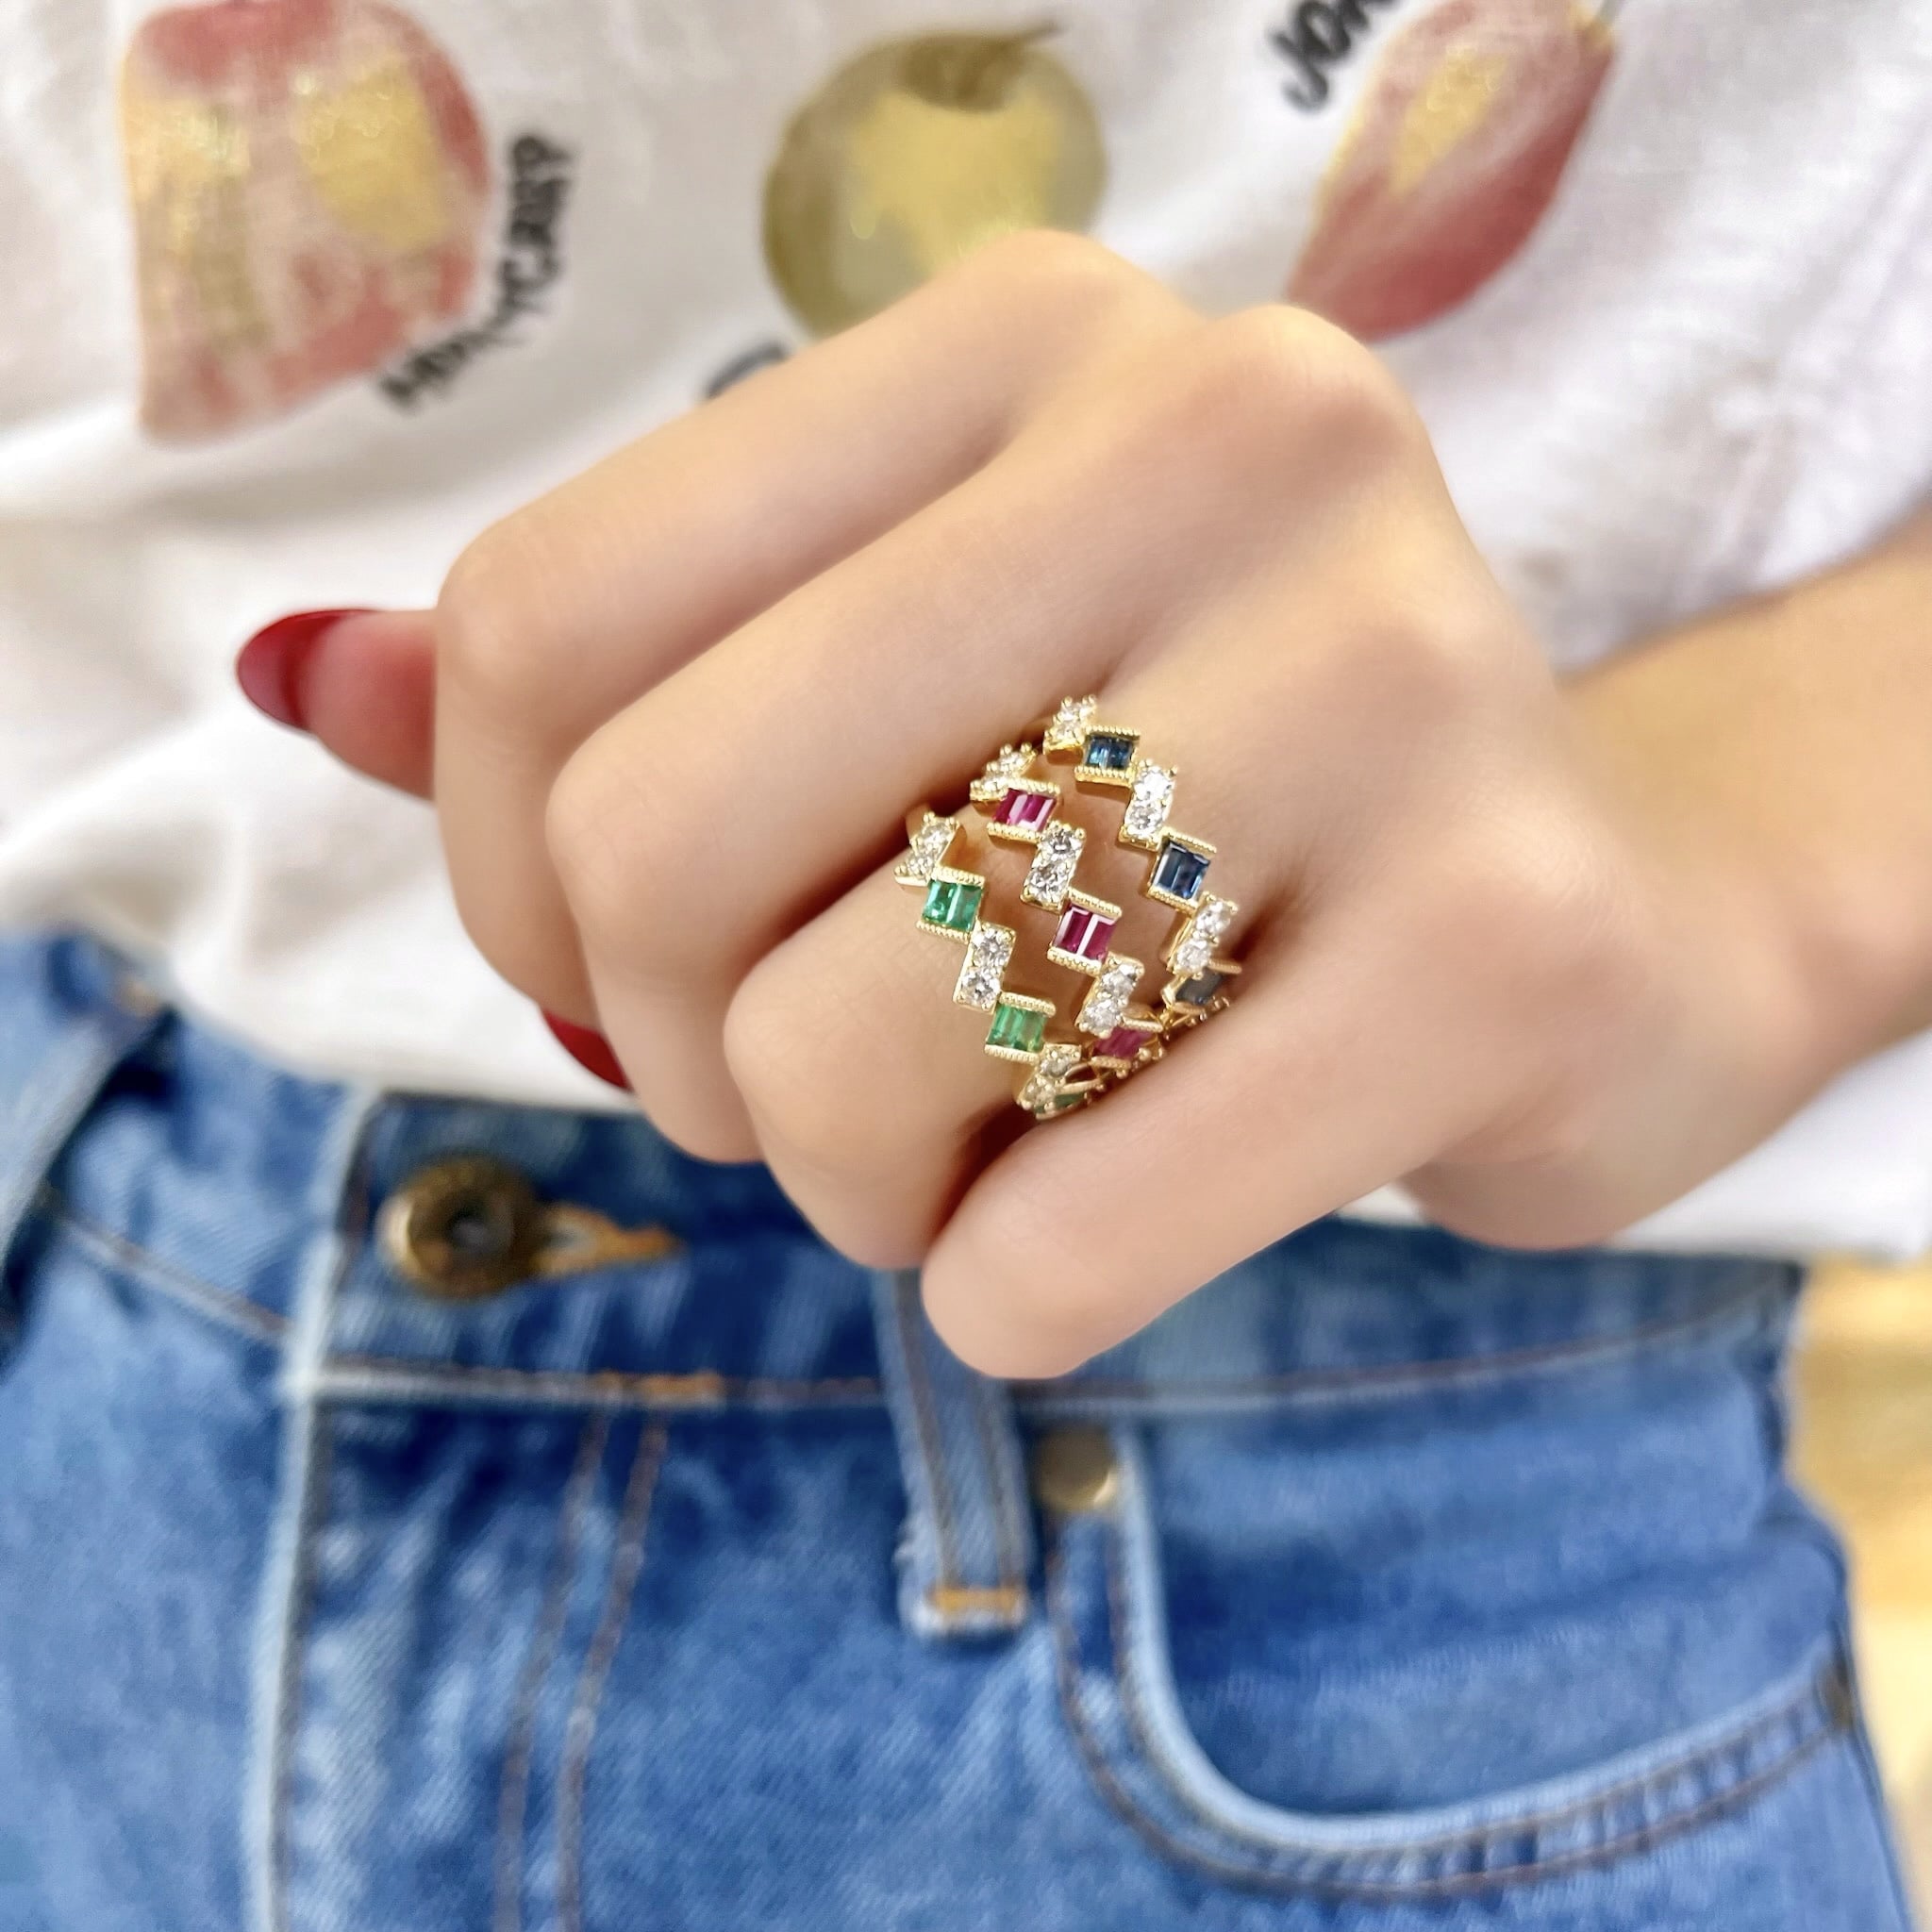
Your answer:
[721,644,1293,1264]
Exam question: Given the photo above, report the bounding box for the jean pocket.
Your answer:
[1043,1421,1876,1906]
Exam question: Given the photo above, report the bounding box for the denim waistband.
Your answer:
[0,932,1804,1638]
[0,928,1804,1395]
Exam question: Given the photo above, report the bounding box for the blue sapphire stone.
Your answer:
[1082,731,1137,774]
[1151,838,1208,904]
[1174,969,1224,1008]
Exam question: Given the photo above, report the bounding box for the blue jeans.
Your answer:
[0,933,1912,1931]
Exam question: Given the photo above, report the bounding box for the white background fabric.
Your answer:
[2,0,1930,1254]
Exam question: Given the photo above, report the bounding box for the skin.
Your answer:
[285,232,1932,1378]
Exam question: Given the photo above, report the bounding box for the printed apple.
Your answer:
[1288,0,1615,341]
[764,30,1107,338]
[121,0,490,441]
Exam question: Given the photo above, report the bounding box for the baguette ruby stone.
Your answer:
[1094,1024,1150,1062]
[1053,903,1116,965]
[994,787,1057,833]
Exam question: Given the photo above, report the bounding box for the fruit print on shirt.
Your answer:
[1287,0,1619,340]
[763,29,1106,339]
[753,2,1611,358]
[120,0,490,441]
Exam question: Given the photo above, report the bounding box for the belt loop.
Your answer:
[0,935,168,1306]
[872,1269,1034,1640]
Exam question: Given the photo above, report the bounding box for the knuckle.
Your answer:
[1365,593,1505,721]
[1188,307,1419,465]
[543,737,672,959]
[963,226,1137,318]
[1291,593,1499,752]
[434,517,564,719]
[723,958,853,1158]
[1458,821,1648,1028]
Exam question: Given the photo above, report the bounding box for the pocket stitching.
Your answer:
[1105,1510,1833,1858]
[1048,1519,1845,1900]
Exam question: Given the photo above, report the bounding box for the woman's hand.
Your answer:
[258,232,1839,1376]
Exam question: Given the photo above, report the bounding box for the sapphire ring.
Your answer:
[895,696,1243,1122]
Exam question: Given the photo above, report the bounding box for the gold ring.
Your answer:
[898,696,1243,1120]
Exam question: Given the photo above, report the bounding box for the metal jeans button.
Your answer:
[379,1155,546,1300]
[1030,1425,1119,1514]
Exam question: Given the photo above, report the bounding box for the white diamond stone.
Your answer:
[1043,694,1099,754]
[1123,764,1175,845]
[1170,896,1237,977]
[1079,956,1143,1036]
[955,923,1015,1009]
[896,814,958,885]
[969,743,1036,803]
[1019,1041,1082,1111]
[1022,821,1085,908]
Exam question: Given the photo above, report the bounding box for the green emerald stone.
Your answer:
[922,876,983,934]
[988,1001,1047,1056]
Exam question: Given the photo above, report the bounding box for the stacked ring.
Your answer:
[896,695,1244,1120]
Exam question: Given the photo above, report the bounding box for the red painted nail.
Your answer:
[541,1010,631,1091]
[235,608,376,730]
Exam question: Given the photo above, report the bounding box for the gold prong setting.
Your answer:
[1120,762,1175,850]
[1168,895,1239,979]
[895,811,962,886]
[954,922,1016,1010]
[968,744,1038,806]
[1022,821,1085,908]
[1041,695,1099,757]
[1077,955,1144,1037]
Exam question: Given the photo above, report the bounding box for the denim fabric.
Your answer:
[0,932,1913,1932]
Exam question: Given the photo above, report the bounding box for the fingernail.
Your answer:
[541,1010,632,1091]
[235,608,376,730]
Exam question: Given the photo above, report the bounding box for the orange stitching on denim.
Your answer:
[557,1424,667,1932]
[925,1584,1028,1620]
[491,1414,610,1932]
[40,1187,287,1344]
[1017,1271,1783,1408]
[1044,1521,1838,1901]
[316,1357,881,1407]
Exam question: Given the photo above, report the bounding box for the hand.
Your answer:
[261,232,1820,1376]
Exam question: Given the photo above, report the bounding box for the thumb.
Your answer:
[236,608,437,798]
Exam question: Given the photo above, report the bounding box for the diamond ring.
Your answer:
[896,697,1244,1120]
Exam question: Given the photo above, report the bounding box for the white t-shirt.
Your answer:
[2,0,1930,1257]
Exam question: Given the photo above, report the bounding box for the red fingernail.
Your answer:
[541,1010,631,1091]
[235,608,376,730]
